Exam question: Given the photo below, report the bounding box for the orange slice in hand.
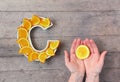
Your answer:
[22,18,32,30]
[50,41,60,49]
[19,46,33,56]
[31,15,40,25]
[75,45,90,59]
[16,38,29,48]
[28,52,38,62]
[46,48,54,56]
[39,18,51,27]
[17,28,28,39]
[38,52,47,63]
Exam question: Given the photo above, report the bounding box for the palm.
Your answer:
[64,39,85,75]
[83,39,107,76]
[67,59,85,74]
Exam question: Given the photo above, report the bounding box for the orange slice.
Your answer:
[17,25,25,29]
[39,18,51,27]
[31,15,41,25]
[75,45,90,59]
[16,38,29,48]
[50,41,60,49]
[17,28,28,39]
[46,48,54,56]
[28,52,38,62]
[22,18,32,30]
[38,52,47,63]
[19,46,33,55]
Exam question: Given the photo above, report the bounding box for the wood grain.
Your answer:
[0,36,119,57]
[0,0,120,11]
[0,52,119,72]
[0,69,70,82]
[0,0,120,81]
[1,12,120,38]
[0,68,119,82]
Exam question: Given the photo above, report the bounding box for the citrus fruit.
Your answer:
[17,28,28,39]
[31,15,40,25]
[39,18,51,27]
[28,52,38,62]
[17,15,59,63]
[17,25,25,29]
[75,45,90,59]
[50,41,60,49]
[38,52,47,63]
[19,46,33,55]
[46,48,54,56]
[22,18,32,30]
[16,38,29,48]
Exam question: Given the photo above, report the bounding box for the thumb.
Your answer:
[99,51,107,65]
[64,50,70,64]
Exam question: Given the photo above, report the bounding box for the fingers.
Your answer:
[70,39,77,55]
[85,38,94,54]
[75,38,81,50]
[71,38,81,61]
[64,50,70,64]
[90,40,99,54]
[99,51,107,65]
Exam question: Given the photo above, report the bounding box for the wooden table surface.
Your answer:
[0,0,120,82]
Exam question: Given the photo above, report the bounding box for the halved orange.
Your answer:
[75,45,90,59]
[39,18,51,27]
[19,46,33,55]
[28,52,38,62]
[38,52,47,63]
[31,15,41,25]
[17,28,28,39]
[50,41,60,49]
[22,18,32,31]
[46,48,54,56]
[16,38,29,48]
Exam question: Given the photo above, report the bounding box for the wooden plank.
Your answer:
[0,70,70,82]
[0,56,67,71]
[0,12,120,38]
[0,68,119,82]
[103,52,120,69]
[100,68,120,82]
[0,52,119,71]
[0,0,120,11]
[0,36,120,57]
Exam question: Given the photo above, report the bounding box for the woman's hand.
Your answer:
[83,39,107,82]
[64,38,85,82]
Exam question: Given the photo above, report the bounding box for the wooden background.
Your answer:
[0,0,120,82]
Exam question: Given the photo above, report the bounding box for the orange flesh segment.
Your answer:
[16,38,29,48]
[19,46,33,56]
[28,52,38,62]
[17,28,28,39]
[46,48,54,56]
[39,18,51,27]
[38,52,47,63]
[76,45,90,59]
[22,18,32,31]
[31,15,40,25]
[50,41,60,49]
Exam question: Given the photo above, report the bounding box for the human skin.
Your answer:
[64,38,107,82]
[83,39,107,82]
[64,38,85,82]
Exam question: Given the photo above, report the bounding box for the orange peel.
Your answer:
[17,15,60,63]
